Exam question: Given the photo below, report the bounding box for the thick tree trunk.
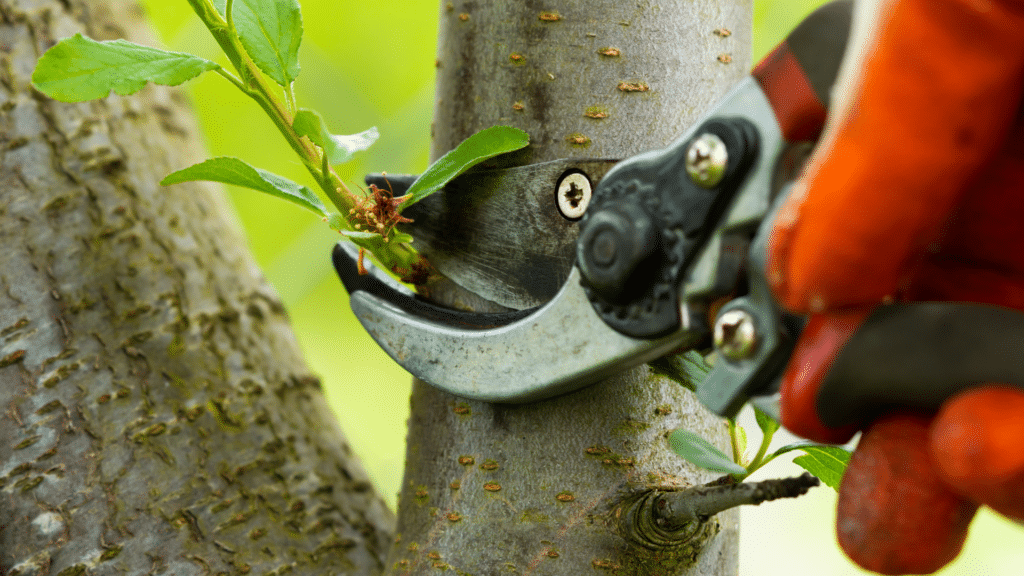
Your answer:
[0,1,392,574]
[388,2,751,575]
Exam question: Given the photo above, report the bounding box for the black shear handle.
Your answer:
[817,303,1024,428]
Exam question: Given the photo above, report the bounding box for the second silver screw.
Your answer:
[714,309,759,361]
[686,133,728,188]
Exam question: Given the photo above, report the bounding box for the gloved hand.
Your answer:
[766,0,1024,573]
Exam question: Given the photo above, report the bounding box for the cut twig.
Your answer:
[653,473,820,530]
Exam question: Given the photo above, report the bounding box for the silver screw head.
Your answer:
[685,133,728,188]
[713,309,759,361]
[556,172,592,220]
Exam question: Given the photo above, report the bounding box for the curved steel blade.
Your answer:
[333,243,695,403]
[338,77,789,408]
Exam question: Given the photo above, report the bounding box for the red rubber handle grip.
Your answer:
[752,0,853,142]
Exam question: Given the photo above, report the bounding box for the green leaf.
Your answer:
[768,440,830,459]
[329,216,412,246]
[340,230,413,250]
[649,350,711,392]
[326,213,346,231]
[31,33,219,102]
[233,0,302,86]
[792,445,852,490]
[340,230,385,251]
[754,406,781,437]
[764,441,852,491]
[735,424,748,459]
[668,429,748,475]
[293,109,378,165]
[213,0,227,14]
[401,126,530,210]
[161,157,326,215]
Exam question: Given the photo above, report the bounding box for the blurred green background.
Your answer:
[138,1,1021,574]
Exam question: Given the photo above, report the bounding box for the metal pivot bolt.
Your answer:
[714,309,759,361]
[556,171,592,220]
[577,202,659,303]
[685,133,729,188]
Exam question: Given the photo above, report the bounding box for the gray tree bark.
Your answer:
[388,2,752,575]
[0,1,392,574]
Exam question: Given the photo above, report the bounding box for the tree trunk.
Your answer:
[389,1,751,575]
[0,1,392,574]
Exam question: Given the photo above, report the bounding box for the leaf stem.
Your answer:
[728,420,743,464]
[185,0,242,71]
[321,149,330,190]
[286,82,298,114]
[747,425,777,473]
[214,67,249,94]
[225,0,235,32]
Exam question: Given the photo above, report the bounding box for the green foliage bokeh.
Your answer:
[138,1,1020,574]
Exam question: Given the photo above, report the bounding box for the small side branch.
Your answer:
[653,473,820,531]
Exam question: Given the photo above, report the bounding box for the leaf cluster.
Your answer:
[31,0,528,283]
[662,355,851,490]
[668,408,851,490]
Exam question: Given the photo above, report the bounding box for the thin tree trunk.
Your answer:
[0,1,392,573]
[389,1,751,575]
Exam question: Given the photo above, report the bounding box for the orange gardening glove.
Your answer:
[766,0,1024,573]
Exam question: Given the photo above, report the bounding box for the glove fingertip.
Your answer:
[779,311,867,444]
[838,413,978,575]
[930,386,1024,522]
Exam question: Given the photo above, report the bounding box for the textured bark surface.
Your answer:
[0,1,392,574]
[389,2,752,575]
[432,0,753,163]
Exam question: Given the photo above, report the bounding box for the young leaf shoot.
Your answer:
[30,0,530,285]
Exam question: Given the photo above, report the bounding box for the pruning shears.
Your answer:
[332,0,1024,430]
